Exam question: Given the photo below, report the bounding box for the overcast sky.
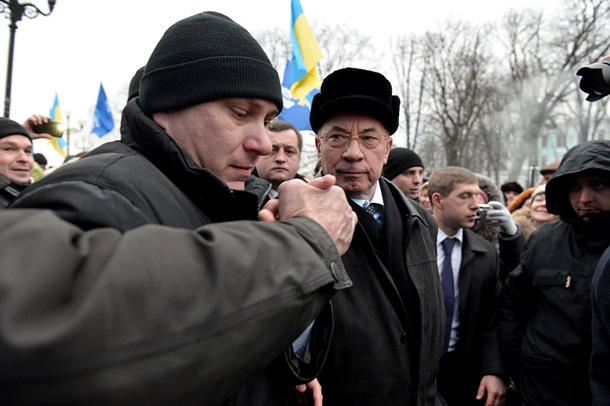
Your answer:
[0,0,554,164]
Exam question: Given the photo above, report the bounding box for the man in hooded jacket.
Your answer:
[499,139,610,406]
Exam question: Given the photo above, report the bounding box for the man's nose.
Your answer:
[275,150,287,162]
[342,138,365,159]
[247,126,272,156]
[579,187,594,203]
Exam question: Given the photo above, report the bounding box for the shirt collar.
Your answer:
[437,228,464,244]
[349,181,384,208]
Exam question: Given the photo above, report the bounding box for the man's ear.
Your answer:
[315,137,321,156]
[431,192,442,209]
[383,137,393,164]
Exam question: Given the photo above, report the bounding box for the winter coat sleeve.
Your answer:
[591,246,610,405]
[498,254,535,384]
[497,225,525,283]
[0,209,350,405]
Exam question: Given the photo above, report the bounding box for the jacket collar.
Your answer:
[119,99,259,222]
[381,177,429,226]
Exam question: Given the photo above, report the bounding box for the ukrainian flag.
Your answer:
[279,0,322,130]
[49,94,67,157]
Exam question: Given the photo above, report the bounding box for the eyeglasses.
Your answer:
[318,132,390,150]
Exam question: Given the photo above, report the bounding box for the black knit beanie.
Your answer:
[310,67,400,134]
[382,147,423,180]
[127,66,145,102]
[0,117,32,141]
[139,11,282,115]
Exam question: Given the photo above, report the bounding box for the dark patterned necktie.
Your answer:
[365,202,379,217]
[441,237,457,354]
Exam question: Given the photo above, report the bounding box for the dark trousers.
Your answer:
[437,351,484,406]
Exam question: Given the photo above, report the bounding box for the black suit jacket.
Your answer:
[456,229,506,380]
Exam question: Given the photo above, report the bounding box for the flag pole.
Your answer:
[66,112,71,157]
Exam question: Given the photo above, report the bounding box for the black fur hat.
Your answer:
[309,67,400,134]
[139,12,282,115]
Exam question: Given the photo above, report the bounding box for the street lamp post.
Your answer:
[64,112,84,158]
[0,0,56,118]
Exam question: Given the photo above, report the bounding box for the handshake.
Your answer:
[259,175,358,255]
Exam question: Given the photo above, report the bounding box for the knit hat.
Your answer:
[382,147,424,180]
[530,184,546,202]
[139,11,282,115]
[33,153,47,166]
[127,66,145,102]
[0,117,32,141]
[310,67,400,134]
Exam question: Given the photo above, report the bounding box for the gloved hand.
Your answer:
[486,201,518,236]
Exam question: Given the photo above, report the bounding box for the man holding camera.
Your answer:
[0,118,34,208]
[0,115,54,208]
[428,166,506,406]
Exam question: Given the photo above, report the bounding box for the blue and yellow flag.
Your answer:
[49,93,67,157]
[91,83,114,138]
[278,0,322,131]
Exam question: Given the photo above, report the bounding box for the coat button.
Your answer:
[330,262,342,281]
[400,332,408,342]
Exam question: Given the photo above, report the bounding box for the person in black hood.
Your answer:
[499,139,610,406]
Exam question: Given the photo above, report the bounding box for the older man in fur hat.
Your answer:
[311,67,445,406]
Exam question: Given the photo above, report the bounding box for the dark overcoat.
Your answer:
[318,179,446,406]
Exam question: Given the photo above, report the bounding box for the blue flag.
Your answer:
[278,0,322,131]
[91,83,114,138]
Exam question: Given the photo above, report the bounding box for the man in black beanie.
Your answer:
[382,147,425,200]
[0,117,34,208]
[8,11,357,405]
[311,67,445,405]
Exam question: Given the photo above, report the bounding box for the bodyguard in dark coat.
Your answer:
[311,67,445,406]
[499,139,610,406]
[429,167,506,406]
[6,11,358,406]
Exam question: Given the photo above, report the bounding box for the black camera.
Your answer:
[32,121,65,138]
[576,59,610,102]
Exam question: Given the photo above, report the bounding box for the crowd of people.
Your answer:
[0,9,609,406]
